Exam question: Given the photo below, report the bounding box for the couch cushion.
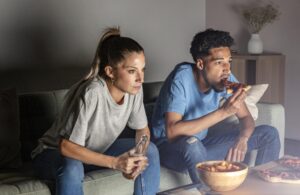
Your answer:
[52,89,68,113]
[0,184,19,195]
[19,92,59,161]
[0,180,51,195]
[143,81,164,103]
[83,169,133,195]
[0,88,22,169]
[159,167,191,192]
[84,166,190,194]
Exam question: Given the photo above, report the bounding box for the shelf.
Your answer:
[231,54,285,105]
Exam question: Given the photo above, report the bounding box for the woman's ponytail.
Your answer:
[59,27,121,129]
[85,27,121,80]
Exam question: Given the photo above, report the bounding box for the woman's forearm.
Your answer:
[59,138,117,169]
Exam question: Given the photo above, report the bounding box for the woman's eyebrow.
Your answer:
[124,65,137,69]
[124,65,146,70]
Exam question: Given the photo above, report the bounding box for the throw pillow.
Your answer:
[0,88,22,169]
[244,84,269,120]
[208,84,269,136]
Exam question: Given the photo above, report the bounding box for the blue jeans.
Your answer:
[156,125,280,184]
[33,139,160,195]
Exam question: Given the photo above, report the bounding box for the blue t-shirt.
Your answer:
[151,62,238,145]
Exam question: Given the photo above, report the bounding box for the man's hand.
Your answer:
[221,88,247,116]
[226,136,248,162]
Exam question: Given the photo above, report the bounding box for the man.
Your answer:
[151,29,280,184]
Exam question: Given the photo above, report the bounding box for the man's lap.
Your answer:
[156,125,279,171]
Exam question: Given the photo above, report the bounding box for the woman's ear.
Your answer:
[104,66,114,80]
[196,59,204,70]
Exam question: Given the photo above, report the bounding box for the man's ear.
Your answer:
[196,59,204,70]
[104,66,114,80]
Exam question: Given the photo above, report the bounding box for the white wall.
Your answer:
[206,0,300,140]
[0,0,206,92]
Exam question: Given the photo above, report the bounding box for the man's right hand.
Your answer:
[221,88,247,116]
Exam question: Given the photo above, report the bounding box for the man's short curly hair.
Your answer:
[190,29,234,62]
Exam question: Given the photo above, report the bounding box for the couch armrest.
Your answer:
[256,103,285,157]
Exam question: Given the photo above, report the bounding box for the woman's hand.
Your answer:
[126,154,149,180]
[122,158,149,180]
[112,149,148,180]
[226,136,248,162]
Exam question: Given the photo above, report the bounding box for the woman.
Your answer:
[32,27,160,195]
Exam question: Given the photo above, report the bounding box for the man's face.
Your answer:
[200,47,232,92]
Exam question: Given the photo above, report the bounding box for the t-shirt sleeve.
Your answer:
[127,88,148,130]
[59,88,98,146]
[165,77,186,116]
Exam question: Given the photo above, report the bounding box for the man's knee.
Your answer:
[256,125,280,139]
[256,125,281,151]
[181,137,206,160]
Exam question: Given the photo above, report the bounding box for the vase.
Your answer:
[247,34,263,54]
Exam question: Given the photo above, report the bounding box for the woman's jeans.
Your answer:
[33,139,160,195]
[156,125,281,184]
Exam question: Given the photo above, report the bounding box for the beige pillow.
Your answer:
[208,84,269,136]
[245,84,269,120]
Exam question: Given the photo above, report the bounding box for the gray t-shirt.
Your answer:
[32,78,147,158]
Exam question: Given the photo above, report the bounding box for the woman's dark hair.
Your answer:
[58,27,144,131]
[190,28,234,62]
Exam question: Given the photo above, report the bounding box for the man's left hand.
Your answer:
[226,136,248,162]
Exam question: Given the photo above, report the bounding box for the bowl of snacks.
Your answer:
[196,160,248,192]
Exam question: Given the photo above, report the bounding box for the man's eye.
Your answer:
[216,61,222,65]
[128,70,135,74]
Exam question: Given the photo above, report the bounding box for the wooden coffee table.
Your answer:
[158,160,300,195]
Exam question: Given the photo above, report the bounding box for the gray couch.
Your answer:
[0,81,285,195]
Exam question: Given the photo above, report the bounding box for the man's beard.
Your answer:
[212,85,224,93]
[202,69,224,93]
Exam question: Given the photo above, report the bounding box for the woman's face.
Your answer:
[113,51,146,95]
